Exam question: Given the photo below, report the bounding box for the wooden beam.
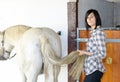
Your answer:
[68,1,78,82]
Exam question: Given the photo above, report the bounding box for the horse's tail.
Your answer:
[39,35,61,65]
[39,34,86,80]
[39,34,82,65]
[57,51,86,80]
[39,34,61,80]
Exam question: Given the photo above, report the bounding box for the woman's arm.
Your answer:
[91,31,106,60]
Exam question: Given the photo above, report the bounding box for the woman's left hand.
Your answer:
[77,50,92,56]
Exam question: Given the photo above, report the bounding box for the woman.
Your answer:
[78,9,106,82]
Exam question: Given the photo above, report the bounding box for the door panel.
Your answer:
[78,30,120,82]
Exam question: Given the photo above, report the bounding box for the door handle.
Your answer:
[106,57,112,65]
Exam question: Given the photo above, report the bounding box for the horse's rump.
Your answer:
[16,27,62,82]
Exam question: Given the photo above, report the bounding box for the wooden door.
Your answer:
[102,30,120,82]
[78,30,120,82]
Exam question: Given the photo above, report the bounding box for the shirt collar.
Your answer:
[90,26,101,35]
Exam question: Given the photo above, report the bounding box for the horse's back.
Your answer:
[5,25,31,42]
[22,27,60,40]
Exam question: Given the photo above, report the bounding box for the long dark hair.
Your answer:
[85,9,102,30]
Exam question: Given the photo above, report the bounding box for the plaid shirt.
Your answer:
[84,26,106,75]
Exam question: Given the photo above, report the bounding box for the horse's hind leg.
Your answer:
[20,71,26,82]
[45,64,60,82]
[26,74,38,82]
[25,60,42,82]
[25,67,40,82]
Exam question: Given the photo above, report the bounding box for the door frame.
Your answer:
[67,0,78,82]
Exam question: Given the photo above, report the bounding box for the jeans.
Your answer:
[84,70,103,82]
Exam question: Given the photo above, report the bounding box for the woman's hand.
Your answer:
[77,50,92,56]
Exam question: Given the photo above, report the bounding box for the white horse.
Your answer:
[0,25,85,82]
[0,25,62,82]
[15,27,62,82]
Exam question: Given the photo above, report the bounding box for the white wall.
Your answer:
[0,0,69,82]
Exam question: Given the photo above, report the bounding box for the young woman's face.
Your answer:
[87,12,96,29]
